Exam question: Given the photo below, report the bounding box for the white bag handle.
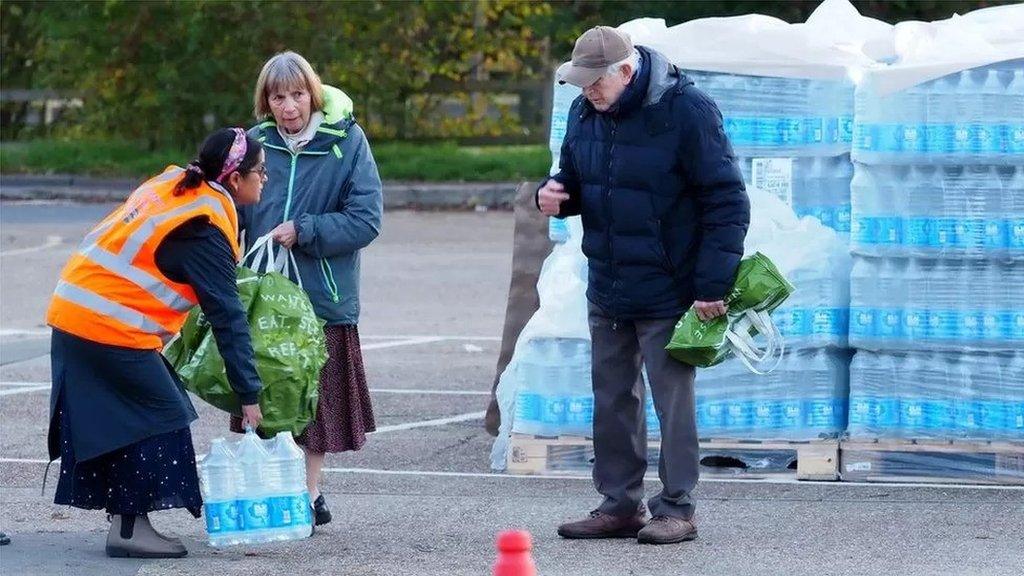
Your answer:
[242,232,303,288]
[725,309,785,375]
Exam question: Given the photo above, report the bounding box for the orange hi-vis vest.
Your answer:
[46,166,241,349]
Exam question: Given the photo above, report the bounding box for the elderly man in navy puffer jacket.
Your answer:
[537,26,750,545]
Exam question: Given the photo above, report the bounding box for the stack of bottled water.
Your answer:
[199,430,313,547]
[511,337,663,439]
[685,70,856,239]
[547,81,581,244]
[848,58,1024,441]
[697,349,850,440]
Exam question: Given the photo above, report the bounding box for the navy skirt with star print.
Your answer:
[53,392,203,517]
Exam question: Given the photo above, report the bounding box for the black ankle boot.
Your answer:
[313,494,332,526]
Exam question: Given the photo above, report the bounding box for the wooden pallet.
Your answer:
[507,433,840,481]
[840,439,1024,485]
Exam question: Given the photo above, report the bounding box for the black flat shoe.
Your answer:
[313,494,332,526]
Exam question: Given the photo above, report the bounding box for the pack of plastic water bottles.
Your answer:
[847,14,1024,443]
[199,431,313,546]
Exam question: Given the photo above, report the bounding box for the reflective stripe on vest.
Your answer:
[53,281,175,342]
[47,166,240,348]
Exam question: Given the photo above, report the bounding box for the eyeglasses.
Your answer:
[248,164,268,179]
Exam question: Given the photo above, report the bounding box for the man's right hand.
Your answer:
[538,180,570,216]
[241,403,263,431]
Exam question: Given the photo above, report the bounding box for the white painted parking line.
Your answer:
[0,381,489,397]
[362,336,447,350]
[0,329,51,337]
[0,385,49,397]
[371,411,486,434]
[371,388,490,396]
[0,329,500,342]
[1,457,1022,491]
[361,334,501,342]
[0,235,63,257]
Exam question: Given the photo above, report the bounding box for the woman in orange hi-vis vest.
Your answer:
[45,128,267,559]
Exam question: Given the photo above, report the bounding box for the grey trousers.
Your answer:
[589,302,699,520]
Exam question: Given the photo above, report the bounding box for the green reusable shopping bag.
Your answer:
[665,252,794,372]
[166,235,327,436]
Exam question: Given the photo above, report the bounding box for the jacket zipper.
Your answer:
[264,143,340,303]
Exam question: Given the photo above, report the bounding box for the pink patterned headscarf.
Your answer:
[216,128,248,183]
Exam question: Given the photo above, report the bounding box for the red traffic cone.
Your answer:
[493,530,537,576]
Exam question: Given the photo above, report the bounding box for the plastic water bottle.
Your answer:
[848,351,899,438]
[901,83,928,161]
[562,339,593,437]
[953,70,977,161]
[200,439,243,547]
[979,69,1005,157]
[548,217,570,243]
[902,258,930,348]
[849,256,877,349]
[925,75,957,161]
[265,432,313,541]
[1006,69,1024,156]
[1006,352,1024,439]
[1006,167,1024,253]
[235,430,272,544]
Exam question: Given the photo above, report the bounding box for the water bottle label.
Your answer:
[849,396,875,427]
[957,311,984,342]
[811,206,835,229]
[925,124,955,154]
[779,119,805,145]
[923,400,954,431]
[1009,125,1024,154]
[931,218,957,248]
[698,400,726,429]
[953,123,972,153]
[977,401,1006,434]
[981,311,1004,342]
[1007,403,1024,432]
[751,158,793,206]
[905,217,930,247]
[983,220,1007,249]
[548,217,570,243]
[751,400,778,430]
[877,398,899,428]
[724,118,759,146]
[241,497,272,530]
[851,217,877,245]
[878,217,902,245]
[904,309,930,339]
[929,310,959,340]
[876,124,903,152]
[541,397,567,425]
[834,204,852,233]
[954,219,986,249]
[270,494,312,528]
[901,400,926,428]
[878,308,902,340]
[812,308,847,336]
[514,393,541,425]
[974,124,1000,154]
[205,501,242,534]
[724,401,752,430]
[839,116,854,144]
[850,307,876,340]
[775,308,810,338]
[1008,311,1024,341]
[901,124,927,153]
[779,400,803,430]
[805,399,843,429]
[565,396,594,428]
[1008,219,1024,250]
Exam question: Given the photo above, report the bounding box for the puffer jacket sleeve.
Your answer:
[293,124,383,259]
[678,88,750,302]
[536,96,584,218]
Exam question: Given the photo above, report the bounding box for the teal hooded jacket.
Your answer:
[243,85,383,325]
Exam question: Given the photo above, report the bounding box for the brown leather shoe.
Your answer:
[557,506,648,539]
[637,515,698,545]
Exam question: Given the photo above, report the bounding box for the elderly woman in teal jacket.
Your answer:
[234,51,383,526]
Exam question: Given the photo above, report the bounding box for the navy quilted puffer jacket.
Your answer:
[541,46,750,320]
